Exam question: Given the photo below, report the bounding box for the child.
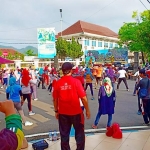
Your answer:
[92,77,116,129]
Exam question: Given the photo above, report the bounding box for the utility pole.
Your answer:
[60,9,63,37]
[54,9,63,70]
[134,14,141,72]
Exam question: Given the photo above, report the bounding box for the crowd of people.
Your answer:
[0,62,150,149]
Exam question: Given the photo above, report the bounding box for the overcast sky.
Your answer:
[0,0,149,48]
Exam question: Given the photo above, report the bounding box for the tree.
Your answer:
[7,52,13,60]
[67,37,83,59]
[56,37,83,59]
[56,37,68,59]
[20,54,24,61]
[118,10,150,64]
[14,52,21,60]
[25,49,35,56]
[0,51,2,57]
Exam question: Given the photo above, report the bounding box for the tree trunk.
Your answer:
[54,55,59,70]
[141,52,145,65]
[134,52,139,72]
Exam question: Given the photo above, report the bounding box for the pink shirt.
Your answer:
[3,72,8,78]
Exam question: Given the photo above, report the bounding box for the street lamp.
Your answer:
[54,9,63,70]
[60,9,63,37]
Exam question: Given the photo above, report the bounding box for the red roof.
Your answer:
[0,48,22,55]
[57,20,118,38]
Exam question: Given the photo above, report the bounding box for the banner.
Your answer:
[85,48,128,66]
[37,28,56,58]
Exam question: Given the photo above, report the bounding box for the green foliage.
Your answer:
[118,10,150,63]
[20,54,24,61]
[7,52,13,60]
[25,49,36,56]
[56,37,83,59]
[56,37,68,58]
[67,37,83,59]
[14,52,19,59]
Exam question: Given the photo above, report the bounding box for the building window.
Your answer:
[109,43,113,48]
[92,40,96,47]
[85,39,89,46]
[98,41,102,47]
[104,42,108,48]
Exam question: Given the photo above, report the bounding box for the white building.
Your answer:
[57,20,123,65]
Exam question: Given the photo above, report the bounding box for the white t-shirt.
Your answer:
[133,71,142,82]
[118,70,126,78]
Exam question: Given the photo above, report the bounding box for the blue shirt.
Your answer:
[6,85,22,102]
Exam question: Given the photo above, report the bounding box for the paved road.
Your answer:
[0,79,146,135]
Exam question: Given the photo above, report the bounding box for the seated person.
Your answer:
[0,100,28,150]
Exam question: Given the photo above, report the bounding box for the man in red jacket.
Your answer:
[53,62,91,150]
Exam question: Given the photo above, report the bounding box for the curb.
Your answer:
[25,125,150,138]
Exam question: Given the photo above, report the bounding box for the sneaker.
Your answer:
[127,89,129,91]
[137,111,141,115]
[29,111,35,116]
[24,121,33,126]
[1,86,3,89]
[142,122,150,126]
[133,94,136,96]
[34,98,38,101]
[92,124,98,129]
[49,92,51,95]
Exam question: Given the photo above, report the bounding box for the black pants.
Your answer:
[48,83,52,92]
[59,113,85,150]
[22,93,32,112]
[117,77,129,89]
[138,93,142,112]
[142,99,150,124]
[38,77,45,89]
[85,83,93,96]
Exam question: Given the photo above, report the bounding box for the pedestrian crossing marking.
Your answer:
[23,123,38,130]
[23,116,38,130]
[31,100,55,116]
[24,116,37,124]
[30,114,50,122]
[45,111,55,116]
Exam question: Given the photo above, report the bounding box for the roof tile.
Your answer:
[58,20,118,38]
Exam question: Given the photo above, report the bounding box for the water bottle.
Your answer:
[52,130,58,141]
[48,131,52,141]
[57,131,60,140]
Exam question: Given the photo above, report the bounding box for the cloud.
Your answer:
[0,0,148,48]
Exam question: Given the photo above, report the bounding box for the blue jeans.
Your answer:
[94,112,112,127]
[3,78,8,85]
